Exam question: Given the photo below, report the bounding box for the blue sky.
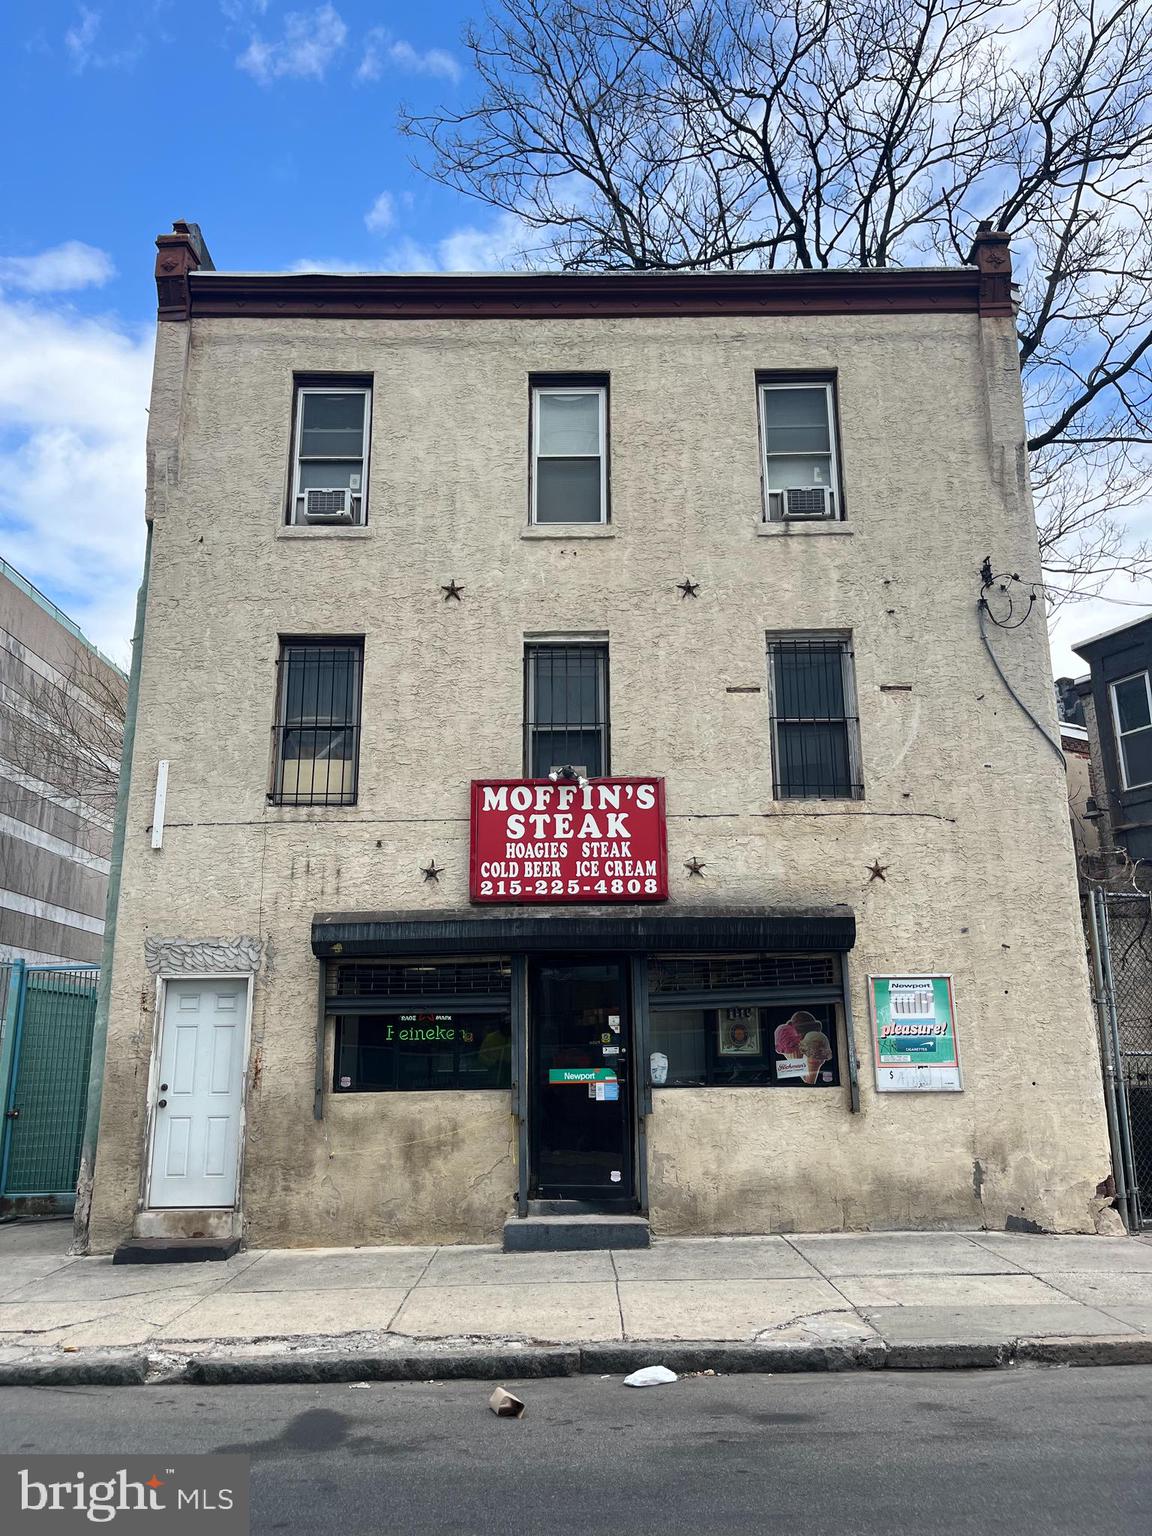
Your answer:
[0,0,1145,673]
[0,0,525,664]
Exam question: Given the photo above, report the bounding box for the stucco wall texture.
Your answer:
[87,305,1111,1251]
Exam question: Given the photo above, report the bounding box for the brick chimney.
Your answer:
[155,220,215,321]
[967,221,1013,317]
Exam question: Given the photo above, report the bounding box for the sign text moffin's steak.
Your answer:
[469,778,669,903]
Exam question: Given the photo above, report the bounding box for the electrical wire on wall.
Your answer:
[977,557,1066,766]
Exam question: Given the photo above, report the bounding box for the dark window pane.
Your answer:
[333,1013,512,1092]
[777,721,851,797]
[530,728,604,777]
[300,392,366,458]
[773,646,845,719]
[536,458,602,522]
[1114,675,1151,733]
[526,645,608,776]
[649,1009,708,1084]
[298,460,363,491]
[1122,727,1152,787]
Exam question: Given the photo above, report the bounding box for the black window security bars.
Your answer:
[327,960,512,1001]
[649,953,840,995]
[768,636,862,799]
[271,639,364,806]
[524,644,609,778]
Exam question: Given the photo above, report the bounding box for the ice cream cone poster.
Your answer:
[772,1009,836,1085]
[870,974,962,1092]
[718,1007,761,1056]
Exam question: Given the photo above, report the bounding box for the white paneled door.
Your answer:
[147,978,248,1208]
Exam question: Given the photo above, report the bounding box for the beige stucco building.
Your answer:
[85,221,1113,1256]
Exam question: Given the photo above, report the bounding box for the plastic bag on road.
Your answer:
[623,1365,678,1387]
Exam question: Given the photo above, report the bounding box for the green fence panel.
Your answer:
[2,967,98,1198]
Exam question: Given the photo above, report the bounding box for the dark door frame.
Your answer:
[524,952,641,1208]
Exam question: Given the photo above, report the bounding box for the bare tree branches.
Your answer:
[403,0,1152,595]
[1,649,126,821]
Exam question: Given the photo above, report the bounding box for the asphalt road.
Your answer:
[1,1367,1149,1535]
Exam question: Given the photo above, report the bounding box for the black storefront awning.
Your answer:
[310,905,855,958]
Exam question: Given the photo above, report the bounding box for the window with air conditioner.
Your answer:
[289,380,372,526]
[759,380,842,523]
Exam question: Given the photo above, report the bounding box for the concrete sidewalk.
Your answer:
[2,1219,1152,1384]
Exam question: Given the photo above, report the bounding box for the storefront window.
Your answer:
[334,1011,512,1092]
[649,1003,839,1087]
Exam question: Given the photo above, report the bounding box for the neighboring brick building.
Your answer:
[0,557,124,965]
[86,221,1111,1255]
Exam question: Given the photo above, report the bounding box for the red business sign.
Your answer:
[470,778,668,903]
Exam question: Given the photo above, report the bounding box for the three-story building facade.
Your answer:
[86,222,1112,1253]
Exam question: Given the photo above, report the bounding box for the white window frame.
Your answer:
[290,384,372,526]
[531,385,608,526]
[766,630,862,801]
[759,380,842,523]
[1109,670,1152,790]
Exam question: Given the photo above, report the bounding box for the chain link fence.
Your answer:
[1090,891,1152,1229]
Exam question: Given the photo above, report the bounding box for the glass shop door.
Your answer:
[528,957,634,1202]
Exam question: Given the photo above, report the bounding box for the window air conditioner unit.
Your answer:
[781,486,835,520]
[303,487,355,524]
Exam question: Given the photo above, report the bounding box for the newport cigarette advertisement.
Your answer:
[870,975,962,1093]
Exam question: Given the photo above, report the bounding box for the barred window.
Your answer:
[524,642,609,778]
[271,639,363,806]
[768,635,862,800]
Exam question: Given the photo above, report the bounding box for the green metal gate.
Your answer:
[0,961,99,1207]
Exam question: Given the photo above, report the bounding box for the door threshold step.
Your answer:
[527,1198,637,1217]
[113,1237,242,1265]
[503,1214,650,1252]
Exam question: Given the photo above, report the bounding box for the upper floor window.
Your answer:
[289,379,372,526]
[531,380,608,524]
[524,641,610,777]
[759,379,841,522]
[271,638,364,806]
[767,634,862,800]
[1110,671,1152,790]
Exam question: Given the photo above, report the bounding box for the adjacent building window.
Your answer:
[271,638,363,806]
[524,642,610,777]
[767,634,862,799]
[1110,671,1152,789]
[531,381,608,524]
[759,379,841,521]
[333,1011,512,1092]
[289,379,372,526]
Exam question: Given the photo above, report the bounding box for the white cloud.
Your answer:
[64,6,100,71]
[0,242,116,295]
[0,293,152,662]
[238,3,346,83]
[357,27,461,84]
[364,192,395,234]
[63,5,144,72]
[283,257,371,274]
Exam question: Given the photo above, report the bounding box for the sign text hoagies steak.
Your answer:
[469,778,669,902]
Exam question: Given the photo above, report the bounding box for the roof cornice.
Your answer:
[181,266,995,322]
[154,223,1014,322]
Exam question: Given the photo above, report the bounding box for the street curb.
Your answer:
[186,1347,582,1386]
[2,1335,1151,1387]
[0,1353,148,1387]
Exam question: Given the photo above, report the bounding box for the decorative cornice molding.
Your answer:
[145,936,265,975]
[177,265,995,323]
